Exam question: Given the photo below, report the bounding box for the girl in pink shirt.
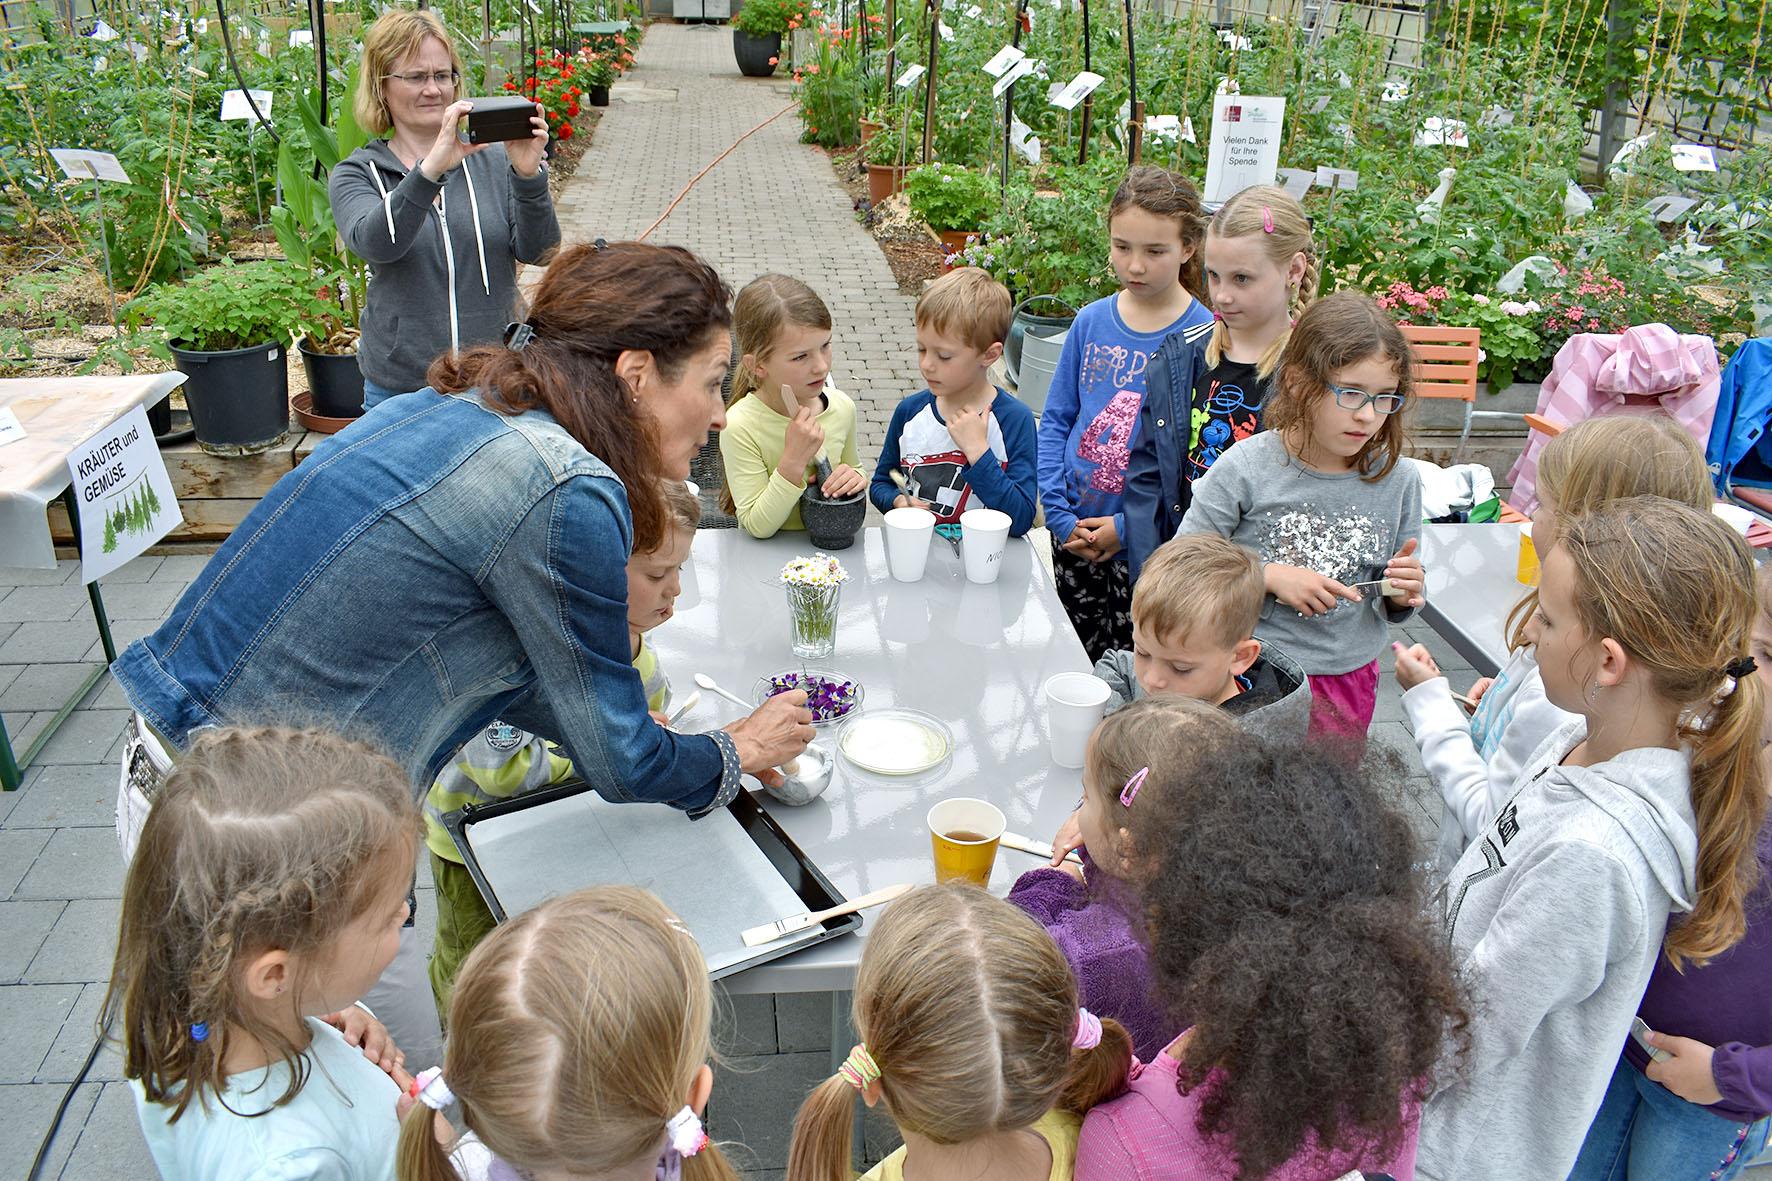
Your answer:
[1076,738,1469,1180]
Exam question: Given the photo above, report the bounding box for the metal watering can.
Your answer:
[1004,295,1077,417]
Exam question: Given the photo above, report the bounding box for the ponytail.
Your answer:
[785,1073,859,1181]
[396,1101,460,1181]
[1056,1017,1133,1115]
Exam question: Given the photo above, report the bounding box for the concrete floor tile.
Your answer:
[148,554,211,583]
[0,900,64,982]
[0,586,88,624]
[0,828,53,898]
[0,984,83,1082]
[90,676,128,711]
[7,765,115,830]
[2,711,50,758]
[26,898,122,985]
[0,666,17,699]
[32,712,128,767]
[0,1082,100,1181]
[709,1051,831,1172]
[0,665,106,715]
[0,624,98,665]
[96,558,162,585]
[713,990,778,1056]
[58,1081,157,1178]
[37,983,122,1084]
[88,581,184,621]
[16,829,125,901]
[0,560,79,586]
[80,620,158,663]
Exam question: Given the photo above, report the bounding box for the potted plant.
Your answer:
[732,0,801,77]
[581,52,616,106]
[126,259,336,454]
[863,123,911,204]
[903,163,998,268]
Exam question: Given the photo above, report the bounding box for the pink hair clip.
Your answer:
[1262,206,1276,233]
[1119,767,1149,807]
[1073,1008,1103,1050]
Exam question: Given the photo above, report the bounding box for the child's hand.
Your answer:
[649,709,670,726]
[322,1005,405,1076]
[779,398,825,481]
[1391,641,1443,691]
[1077,516,1121,562]
[946,405,991,463]
[1644,1033,1723,1105]
[1050,808,1085,866]
[1384,538,1426,607]
[1266,563,1361,617]
[821,463,867,499]
[1060,524,1100,559]
[1467,676,1496,707]
[893,492,933,512]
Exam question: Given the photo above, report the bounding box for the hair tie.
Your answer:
[190,1022,209,1043]
[838,1044,881,1092]
[1725,656,1758,680]
[664,1106,709,1157]
[594,236,608,251]
[414,1067,457,1112]
[1262,206,1275,233]
[1119,767,1150,807]
[1072,1008,1103,1050]
[504,321,535,352]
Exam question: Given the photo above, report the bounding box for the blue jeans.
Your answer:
[360,377,410,410]
[1568,1051,1770,1181]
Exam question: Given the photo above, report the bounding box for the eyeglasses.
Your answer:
[1327,383,1406,415]
[384,70,460,89]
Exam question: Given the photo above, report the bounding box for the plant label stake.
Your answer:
[1049,70,1103,110]
[49,149,132,327]
[983,43,1025,76]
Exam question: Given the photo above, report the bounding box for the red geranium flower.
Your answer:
[558,122,574,139]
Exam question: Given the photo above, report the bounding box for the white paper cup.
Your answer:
[1044,672,1111,769]
[926,797,1007,886]
[1713,502,1755,538]
[885,506,937,582]
[960,508,1012,584]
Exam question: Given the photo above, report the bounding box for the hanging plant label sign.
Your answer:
[1314,165,1359,191]
[983,44,1026,78]
[964,4,983,16]
[937,20,956,40]
[1010,116,1041,163]
[68,404,183,583]
[1144,114,1181,141]
[1049,71,1103,111]
[289,28,312,47]
[894,63,927,89]
[49,148,132,184]
[1217,29,1252,50]
[89,18,120,40]
[1277,167,1315,201]
[1307,94,1331,114]
[1380,78,1410,103]
[1643,193,1700,223]
[1415,116,1470,147]
[1480,105,1515,128]
[1203,93,1285,204]
[1671,144,1718,172]
[992,56,1038,99]
[1182,115,1196,143]
[220,89,273,122]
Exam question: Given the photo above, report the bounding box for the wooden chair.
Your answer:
[1399,323,1491,462]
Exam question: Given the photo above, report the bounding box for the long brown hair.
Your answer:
[719,274,833,515]
[1204,184,1319,377]
[396,887,740,1181]
[105,727,420,1123]
[785,885,1131,1181]
[1108,165,1209,307]
[1560,497,1768,967]
[1267,291,1413,481]
[430,242,733,554]
[1504,415,1713,650]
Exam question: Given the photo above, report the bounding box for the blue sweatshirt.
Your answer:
[1036,294,1215,550]
[868,388,1038,536]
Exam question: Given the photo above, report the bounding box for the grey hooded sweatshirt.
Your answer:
[329,139,561,393]
[1091,640,1312,741]
[1417,719,1698,1181]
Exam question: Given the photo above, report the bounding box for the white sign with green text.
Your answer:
[67,403,182,582]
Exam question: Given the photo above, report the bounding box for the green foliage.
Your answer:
[956,155,1124,306]
[903,162,996,230]
[793,23,865,147]
[733,0,809,37]
[125,258,336,353]
[271,68,369,348]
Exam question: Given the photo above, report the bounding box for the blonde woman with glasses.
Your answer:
[330,9,560,409]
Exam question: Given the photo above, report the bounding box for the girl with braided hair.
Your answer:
[107,726,423,1180]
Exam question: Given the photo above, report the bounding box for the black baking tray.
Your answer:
[445,779,859,980]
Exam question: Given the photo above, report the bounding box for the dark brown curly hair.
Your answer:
[1137,738,1469,1179]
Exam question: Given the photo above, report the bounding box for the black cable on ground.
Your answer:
[26,1019,108,1181]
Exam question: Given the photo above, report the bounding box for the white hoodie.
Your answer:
[1417,720,1697,1181]
[1401,647,1577,874]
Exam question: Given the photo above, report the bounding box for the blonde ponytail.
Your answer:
[785,1073,861,1181]
[1673,669,1768,966]
[396,1101,460,1181]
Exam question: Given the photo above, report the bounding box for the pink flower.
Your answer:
[768,55,778,64]
[1426,285,1449,301]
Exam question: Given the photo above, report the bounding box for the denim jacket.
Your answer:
[1122,331,1209,581]
[109,389,741,816]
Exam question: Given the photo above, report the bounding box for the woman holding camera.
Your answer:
[331,9,560,409]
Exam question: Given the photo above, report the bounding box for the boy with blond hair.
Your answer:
[1096,532,1311,736]
[868,267,1038,535]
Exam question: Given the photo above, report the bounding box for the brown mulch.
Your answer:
[826,144,946,295]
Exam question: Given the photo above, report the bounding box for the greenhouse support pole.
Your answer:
[1077,0,1093,163]
[1123,0,1141,162]
[1003,0,1028,193]
[885,0,897,86]
[308,0,328,127]
[482,0,492,84]
[921,0,939,164]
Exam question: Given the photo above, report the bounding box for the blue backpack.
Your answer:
[1707,338,1772,492]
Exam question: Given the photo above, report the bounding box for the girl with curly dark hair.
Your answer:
[1074,737,1469,1181]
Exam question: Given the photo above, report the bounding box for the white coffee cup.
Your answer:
[960,508,1012,584]
[884,506,937,582]
[1044,672,1111,769]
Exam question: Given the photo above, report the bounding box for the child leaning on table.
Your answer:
[868,267,1039,536]
[786,884,1132,1181]
[717,274,866,538]
[1011,697,1239,1063]
[1393,414,1714,874]
[1178,291,1424,742]
[1092,532,1310,738]
[422,480,700,1014]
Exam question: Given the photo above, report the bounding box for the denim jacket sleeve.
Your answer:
[483,474,741,818]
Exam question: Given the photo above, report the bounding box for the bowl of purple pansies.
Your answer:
[754,669,864,727]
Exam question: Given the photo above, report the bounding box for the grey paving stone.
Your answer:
[26,898,122,985]
[713,989,778,1056]
[16,828,125,901]
[91,675,129,711]
[37,982,122,1084]
[0,623,96,665]
[0,664,106,714]
[775,990,836,1053]
[0,559,78,586]
[0,665,18,700]
[0,1082,101,1181]
[709,1050,830,1173]
[7,764,115,830]
[0,586,89,624]
[80,620,159,663]
[97,557,162,584]
[0,828,53,898]
[148,554,211,583]
[58,1081,157,1178]
[0,900,64,982]
[88,580,184,621]
[32,711,129,766]
[2,710,50,758]
[0,984,83,1082]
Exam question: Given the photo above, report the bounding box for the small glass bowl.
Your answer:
[753,669,865,728]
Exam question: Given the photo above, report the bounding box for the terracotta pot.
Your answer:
[866,163,908,204]
[859,118,883,147]
[936,229,978,270]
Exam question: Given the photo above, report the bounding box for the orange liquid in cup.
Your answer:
[1516,527,1540,586]
[926,799,1005,887]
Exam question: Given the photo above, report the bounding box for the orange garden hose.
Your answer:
[636,101,799,241]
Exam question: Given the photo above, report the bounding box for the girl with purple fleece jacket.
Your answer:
[1009,696,1239,1062]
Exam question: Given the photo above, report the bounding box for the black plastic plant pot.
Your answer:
[589,83,610,106]
[733,29,781,77]
[168,339,290,454]
[298,338,365,419]
[800,486,867,550]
